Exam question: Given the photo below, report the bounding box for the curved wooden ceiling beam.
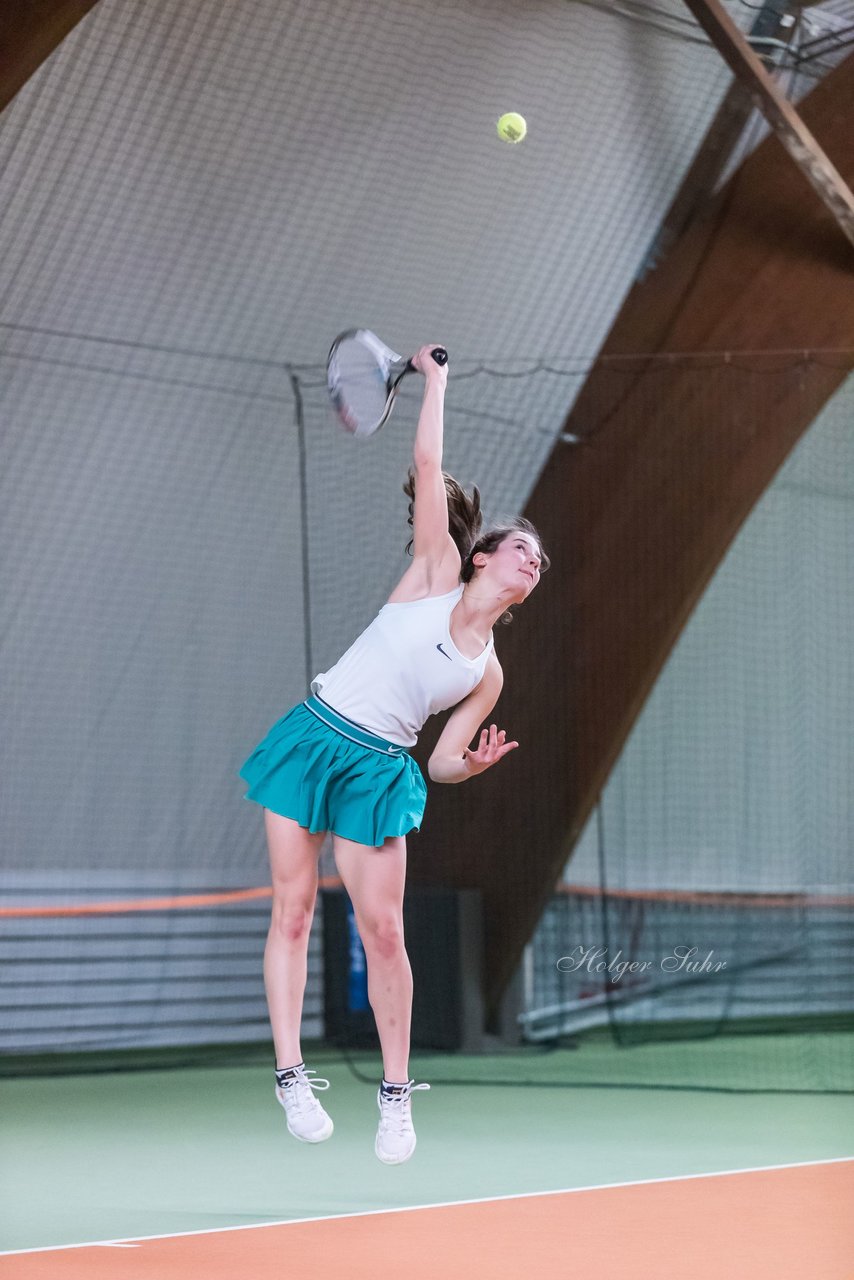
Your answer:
[0,0,100,114]
[409,53,854,1023]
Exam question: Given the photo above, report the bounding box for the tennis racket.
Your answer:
[326,329,448,437]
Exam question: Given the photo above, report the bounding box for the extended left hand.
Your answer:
[464,724,519,776]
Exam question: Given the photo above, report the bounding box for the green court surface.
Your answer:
[2,1041,853,1253]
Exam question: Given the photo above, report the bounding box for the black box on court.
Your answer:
[321,887,484,1052]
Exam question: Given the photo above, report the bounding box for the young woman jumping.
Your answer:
[239,344,549,1164]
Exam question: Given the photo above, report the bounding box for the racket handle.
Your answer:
[404,347,449,374]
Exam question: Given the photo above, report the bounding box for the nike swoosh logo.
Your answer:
[436,643,452,661]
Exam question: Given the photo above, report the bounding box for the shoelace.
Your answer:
[277,1068,330,1116]
[379,1081,430,1134]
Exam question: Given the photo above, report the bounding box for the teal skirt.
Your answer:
[238,694,427,847]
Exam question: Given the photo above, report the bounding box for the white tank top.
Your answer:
[310,585,494,747]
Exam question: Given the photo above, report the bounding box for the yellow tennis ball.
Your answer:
[497,112,527,143]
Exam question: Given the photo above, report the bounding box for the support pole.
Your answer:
[682,0,854,250]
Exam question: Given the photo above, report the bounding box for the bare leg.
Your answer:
[333,833,411,1082]
[263,809,325,1068]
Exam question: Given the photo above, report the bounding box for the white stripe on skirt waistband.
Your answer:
[302,701,405,756]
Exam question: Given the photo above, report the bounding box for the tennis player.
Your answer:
[239,345,549,1164]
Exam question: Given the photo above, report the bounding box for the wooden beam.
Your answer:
[682,0,854,249]
[647,1,795,268]
[0,0,100,114]
[408,52,854,1023]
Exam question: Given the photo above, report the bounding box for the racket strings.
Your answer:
[329,335,396,434]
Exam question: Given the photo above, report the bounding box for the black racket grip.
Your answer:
[404,346,448,374]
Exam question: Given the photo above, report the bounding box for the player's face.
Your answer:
[489,532,542,600]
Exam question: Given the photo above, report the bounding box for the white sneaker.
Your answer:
[375,1079,430,1165]
[275,1065,333,1143]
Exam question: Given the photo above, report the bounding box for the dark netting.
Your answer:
[2,355,852,1090]
[322,356,854,1094]
[2,0,853,1088]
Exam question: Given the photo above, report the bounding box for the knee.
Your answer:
[360,914,405,963]
[269,896,315,945]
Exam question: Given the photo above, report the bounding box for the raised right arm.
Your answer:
[408,345,457,579]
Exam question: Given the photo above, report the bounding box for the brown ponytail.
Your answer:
[403,467,483,563]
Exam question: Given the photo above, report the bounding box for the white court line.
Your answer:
[2,1155,852,1257]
